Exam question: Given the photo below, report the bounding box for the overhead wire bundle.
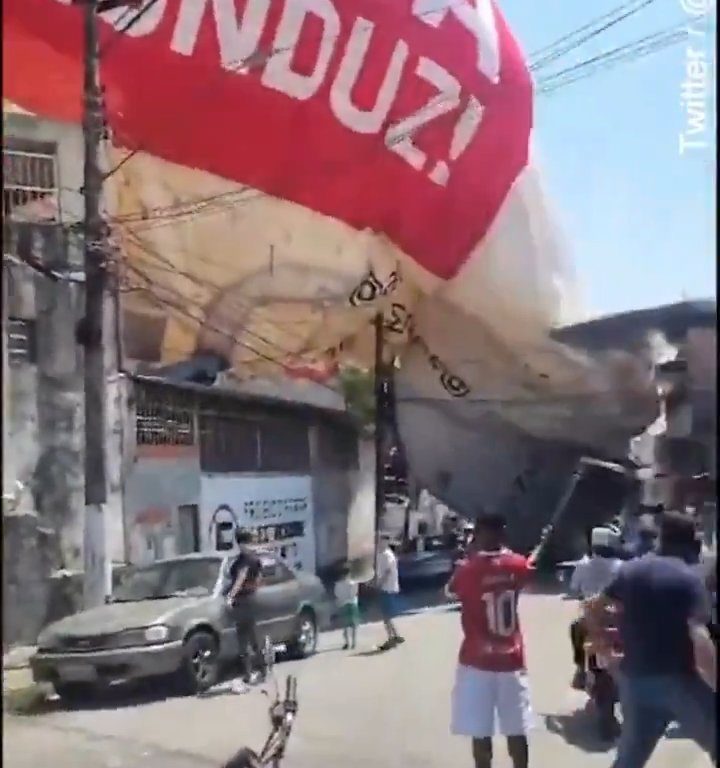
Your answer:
[530,0,701,96]
[529,0,661,73]
[536,20,691,96]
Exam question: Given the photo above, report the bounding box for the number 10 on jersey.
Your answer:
[481,590,518,638]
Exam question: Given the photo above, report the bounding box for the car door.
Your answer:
[256,557,301,644]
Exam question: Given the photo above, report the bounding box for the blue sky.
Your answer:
[501,0,716,316]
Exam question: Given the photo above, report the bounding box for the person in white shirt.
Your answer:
[568,526,623,690]
[334,563,360,650]
[376,535,404,650]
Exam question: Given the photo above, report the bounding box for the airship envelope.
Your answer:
[4,0,664,516]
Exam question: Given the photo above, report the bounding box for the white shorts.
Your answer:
[451,664,534,739]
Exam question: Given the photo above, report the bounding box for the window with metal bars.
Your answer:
[135,385,196,446]
[258,416,310,473]
[2,138,60,222]
[199,414,259,473]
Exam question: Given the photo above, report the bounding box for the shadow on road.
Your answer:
[543,708,618,754]
[27,680,177,715]
[352,647,393,658]
[351,574,566,628]
[24,658,289,715]
[354,583,453,626]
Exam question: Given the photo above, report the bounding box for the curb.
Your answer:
[3,682,52,715]
[3,664,51,715]
[3,646,38,671]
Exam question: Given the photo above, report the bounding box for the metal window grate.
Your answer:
[259,416,310,473]
[2,141,60,222]
[6,318,37,366]
[135,384,196,446]
[199,414,259,472]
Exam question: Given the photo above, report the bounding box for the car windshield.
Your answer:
[112,558,221,602]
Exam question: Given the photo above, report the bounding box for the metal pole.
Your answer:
[81,0,110,607]
[1,259,11,500]
[528,462,585,565]
[373,313,386,574]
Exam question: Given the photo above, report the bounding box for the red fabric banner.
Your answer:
[3,0,532,279]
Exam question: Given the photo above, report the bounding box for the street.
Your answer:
[3,593,712,768]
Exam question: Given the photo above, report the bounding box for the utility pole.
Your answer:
[373,313,386,575]
[79,0,110,607]
[2,258,10,501]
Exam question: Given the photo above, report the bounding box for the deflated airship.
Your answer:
[4,0,676,536]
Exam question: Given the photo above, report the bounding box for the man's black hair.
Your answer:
[235,527,254,546]
[474,512,507,534]
[658,510,697,554]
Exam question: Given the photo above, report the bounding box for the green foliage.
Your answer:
[338,366,375,435]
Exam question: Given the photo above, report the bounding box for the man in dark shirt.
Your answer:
[225,528,265,690]
[585,510,716,768]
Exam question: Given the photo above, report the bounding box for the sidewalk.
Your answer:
[2,647,49,714]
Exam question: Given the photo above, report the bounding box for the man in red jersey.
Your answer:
[449,513,537,768]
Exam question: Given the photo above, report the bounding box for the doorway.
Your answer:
[177,504,200,554]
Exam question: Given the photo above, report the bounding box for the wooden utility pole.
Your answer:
[373,313,386,573]
[80,0,110,607]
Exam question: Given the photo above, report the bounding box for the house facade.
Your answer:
[123,376,374,579]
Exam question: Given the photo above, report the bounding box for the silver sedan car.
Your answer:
[31,552,331,702]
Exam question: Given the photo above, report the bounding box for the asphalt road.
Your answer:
[3,593,713,768]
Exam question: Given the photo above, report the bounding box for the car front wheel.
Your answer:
[287,609,317,659]
[180,630,220,694]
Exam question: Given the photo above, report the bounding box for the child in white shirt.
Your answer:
[334,563,359,650]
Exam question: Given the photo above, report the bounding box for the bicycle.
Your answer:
[221,638,299,768]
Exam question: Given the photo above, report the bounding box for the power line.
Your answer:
[119,224,323,335]
[536,21,689,95]
[110,189,252,225]
[101,145,142,182]
[529,0,649,58]
[119,226,336,355]
[537,35,686,95]
[530,0,659,72]
[125,261,299,370]
[124,260,347,394]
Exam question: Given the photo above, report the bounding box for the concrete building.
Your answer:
[122,376,373,579]
[2,114,94,646]
[643,324,717,543]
